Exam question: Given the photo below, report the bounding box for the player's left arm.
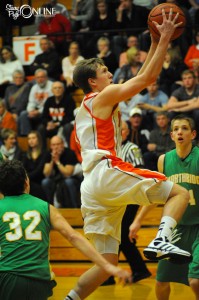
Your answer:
[49,205,132,283]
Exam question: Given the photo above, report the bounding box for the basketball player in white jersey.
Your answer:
[65,9,191,300]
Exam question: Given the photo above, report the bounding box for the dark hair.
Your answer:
[73,58,105,94]
[0,160,27,195]
[0,46,18,63]
[171,114,195,131]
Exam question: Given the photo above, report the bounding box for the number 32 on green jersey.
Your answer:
[3,211,42,241]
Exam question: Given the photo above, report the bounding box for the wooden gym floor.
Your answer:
[49,262,195,300]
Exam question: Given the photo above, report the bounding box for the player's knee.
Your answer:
[175,185,190,203]
[156,280,170,290]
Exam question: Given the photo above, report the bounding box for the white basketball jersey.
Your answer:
[75,92,122,173]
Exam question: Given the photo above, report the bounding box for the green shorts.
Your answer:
[0,272,57,300]
[156,225,199,286]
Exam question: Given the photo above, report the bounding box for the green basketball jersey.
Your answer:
[164,146,199,225]
[0,194,52,280]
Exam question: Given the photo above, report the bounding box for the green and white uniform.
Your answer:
[157,146,199,285]
[0,194,56,299]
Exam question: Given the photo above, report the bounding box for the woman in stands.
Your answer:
[0,46,24,97]
[22,130,47,200]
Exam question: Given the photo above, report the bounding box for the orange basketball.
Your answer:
[148,3,186,41]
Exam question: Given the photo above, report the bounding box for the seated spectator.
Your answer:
[39,81,75,142]
[128,107,150,155]
[38,3,71,56]
[159,46,188,96]
[18,69,53,136]
[188,0,199,27]
[0,46,23,97]
[143,112,175,171]
[29,37,62,81]
[87,0,117,57]
[0,99,17,133]
[119,93,144,121]
[136,80,169,130]
[62,41,84,89]
[71,88,84,109]
[112,0,149,60]
[42,135,81,208]
[119,35,147,67]
[114,46,142,84]
[22,131,47,200]
[35,0,70,27]
[167,69,199,133]
[0,128,24,160]
[96,37,118,75]
[184,30,199,81]
[70,0,95,32]
[4,70,33,121]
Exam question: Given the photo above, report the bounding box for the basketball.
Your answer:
[148,3,186,41]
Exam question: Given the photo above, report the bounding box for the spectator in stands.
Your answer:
[136,80,169,130]
[112,0,149,60]
[18,69,53,136]
[143,112,175,171]
[0,99,17,133]
[0,1,13,46]
[128,107,150,154]
[0,46,23,97]
[96,37,118,75]
[0,128,24,161]
[35,0,70,27]
[70,0,95,32]
[40,81,75,143]
[119,93,144,121]
[188,0,199,27]
[159,46,188,97]
[160,0,193,58]
[38,3,71,56]
[22,131,47,200]
[62,41,84,89]
[114,46,142,84]
[71,88,84,109]
[119,35,147,67]
[4,70,33,122]
[42,135,80,208]
[29,37,62,81]
[184,30,199,81]
[167,70,199,133]
[87,0,117,57]
[102,120,151,286]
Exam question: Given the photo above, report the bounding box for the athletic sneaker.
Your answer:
[143,236,192,263]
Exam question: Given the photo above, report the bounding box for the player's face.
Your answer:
[94,65,113,91]
[171,120,196,145]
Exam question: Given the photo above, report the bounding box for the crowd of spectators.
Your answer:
[0,0,199,208]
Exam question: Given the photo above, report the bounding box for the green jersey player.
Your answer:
[0,160,131,300]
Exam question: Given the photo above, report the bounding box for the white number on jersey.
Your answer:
[3,210,42,241]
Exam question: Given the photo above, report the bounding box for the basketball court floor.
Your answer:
[49,262,195,300]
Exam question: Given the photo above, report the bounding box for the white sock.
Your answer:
[65,290,81,300]
[156,216,177,239]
